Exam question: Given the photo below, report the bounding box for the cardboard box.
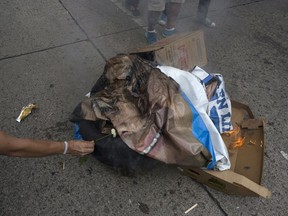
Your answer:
[133,31,271,198]
[131,30,207,71]
[178,101,271,198]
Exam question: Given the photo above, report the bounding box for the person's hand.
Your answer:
[66,140,95,156]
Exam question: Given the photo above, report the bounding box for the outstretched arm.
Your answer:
[0,131,94,157]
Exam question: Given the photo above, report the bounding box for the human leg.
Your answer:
[158,3,168,26]
[147,10,162,31]
[162,0,184,37]
[146,0,166,44]
[197,0,215,27]
[197,0,210,19]
[165,2,182,29]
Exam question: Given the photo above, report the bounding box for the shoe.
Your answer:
[158,12,167,26]
[197,17,216,28]
[162,28,176,38]
[145,31,157,44]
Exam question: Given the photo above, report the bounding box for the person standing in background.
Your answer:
[158,0,216,36]
[158,0,215,33]
[146,0,184,44]
[196,0,215,27]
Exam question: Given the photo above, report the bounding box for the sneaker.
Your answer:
[197,17,216,28]
[158,12,167,26]
[145,31,157,44]
[162,28,176,38]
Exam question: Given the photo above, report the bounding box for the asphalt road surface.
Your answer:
[0,0,287,215]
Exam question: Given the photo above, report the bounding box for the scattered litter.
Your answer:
[280,151,288,160]
[16,103,38,122]
[62,161,65,170]
[185,203,198,214]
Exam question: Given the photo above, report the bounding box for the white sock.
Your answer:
[165,27,175,31]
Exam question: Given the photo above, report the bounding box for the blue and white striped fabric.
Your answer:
[158,66,231,171]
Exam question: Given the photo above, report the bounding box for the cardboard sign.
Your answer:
[132,31,207,71]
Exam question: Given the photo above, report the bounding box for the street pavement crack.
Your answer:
[228,0,266,9]
[58,0,107,61]
[201,184,228,216]
[0,39,88,62]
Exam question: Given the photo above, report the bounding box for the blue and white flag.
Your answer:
[192,67,233,133]
[158,66,231,171]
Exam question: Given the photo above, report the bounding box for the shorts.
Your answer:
[148,0,186,11]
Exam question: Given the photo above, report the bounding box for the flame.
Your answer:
[232,136,245,148]
[223,125,240,137]
[223,125,245,149]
